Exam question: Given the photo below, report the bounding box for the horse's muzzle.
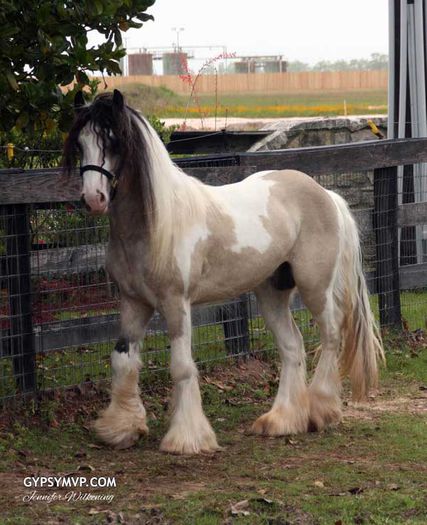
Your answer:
[81,190,108,215]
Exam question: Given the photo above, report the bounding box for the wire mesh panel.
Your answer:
[0,204,34,399]
[0,202,115,400]
[1,158,427,404]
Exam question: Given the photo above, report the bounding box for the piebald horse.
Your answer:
[63,90,384,454]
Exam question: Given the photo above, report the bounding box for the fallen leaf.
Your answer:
[314,480,325,488]
[230,499,250,516]
[77,464,95,472]
[255,497,273,505]
[204,377,233,391]
[387,483,400,491]
[88,509,109,515]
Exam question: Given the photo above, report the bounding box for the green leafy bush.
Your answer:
[0,0,155,135]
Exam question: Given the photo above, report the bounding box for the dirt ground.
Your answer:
[0,342,426,525]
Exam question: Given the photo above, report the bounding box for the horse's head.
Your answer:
[63,89,130,215]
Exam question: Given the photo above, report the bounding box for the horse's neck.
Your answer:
[111,116,209,275]
[109,189,146,240]
[108,164,202,243]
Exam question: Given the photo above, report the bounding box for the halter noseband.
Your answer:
[80,164,119,199]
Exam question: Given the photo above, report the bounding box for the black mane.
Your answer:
[63,92,155,229]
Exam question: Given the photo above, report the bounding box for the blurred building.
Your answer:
[163,53,188,75]
[128,53,153,75]
[234,56,287,74]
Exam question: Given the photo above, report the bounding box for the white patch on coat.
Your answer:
[111,342,141,376]
[213,172,276,254]
[175,223,210,293]
[79,123,112,203]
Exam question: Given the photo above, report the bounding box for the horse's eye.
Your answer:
[108,139,120,154]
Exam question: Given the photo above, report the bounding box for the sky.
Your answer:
[114,0,389,64]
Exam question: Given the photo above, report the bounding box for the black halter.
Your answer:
[80,164,119,199]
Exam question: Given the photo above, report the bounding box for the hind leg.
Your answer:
[300,289,343,432]
[288,232,343,432]
[251,281,310,436]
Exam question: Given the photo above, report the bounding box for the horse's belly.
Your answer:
[190,249,287,304]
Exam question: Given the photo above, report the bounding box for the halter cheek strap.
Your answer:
[80,164,119,200]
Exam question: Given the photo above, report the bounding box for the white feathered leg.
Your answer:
[160,300,219,454]
[94,299,153,449]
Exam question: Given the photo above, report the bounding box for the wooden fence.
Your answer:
[95,70,388,95]
[1,137,427,395]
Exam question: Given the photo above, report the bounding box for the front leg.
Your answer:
[160,299,219,454]
[94,298,153,449]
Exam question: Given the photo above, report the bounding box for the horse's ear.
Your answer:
[74,91,85,110]
[112,89,124,111]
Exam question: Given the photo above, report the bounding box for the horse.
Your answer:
[63,89,384,455]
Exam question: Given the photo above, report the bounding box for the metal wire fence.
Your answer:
[0,150,426,404]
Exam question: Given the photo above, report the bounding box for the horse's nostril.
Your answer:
[98,192,106,204]
[81,195,92,212]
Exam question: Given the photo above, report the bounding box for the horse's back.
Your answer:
[210,168,338,238]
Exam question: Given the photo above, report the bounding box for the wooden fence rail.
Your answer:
[2,138,427,204]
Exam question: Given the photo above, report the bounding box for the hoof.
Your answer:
[251,405,309,437]
[308,389,342,432]
[93,406,148,449]
[160,424,220,455]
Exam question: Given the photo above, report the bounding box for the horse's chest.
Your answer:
[106,240,156,302]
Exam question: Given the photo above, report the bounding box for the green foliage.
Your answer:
[0,127,64,169]
[0,80,180,170]
[0,79,101,169]
[30,206,109,248]
[147,115,177,144]
[0,0,155,134]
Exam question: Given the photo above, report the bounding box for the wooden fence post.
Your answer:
[3,204,36,392]
[219,294,250,355]
[373,167,402,328]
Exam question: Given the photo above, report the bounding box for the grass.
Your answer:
[0,342,425,524]
[118,83,388,119]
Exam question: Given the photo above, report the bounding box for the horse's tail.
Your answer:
[328,190,385,401]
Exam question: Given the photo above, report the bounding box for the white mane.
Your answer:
[137,116,210,275]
